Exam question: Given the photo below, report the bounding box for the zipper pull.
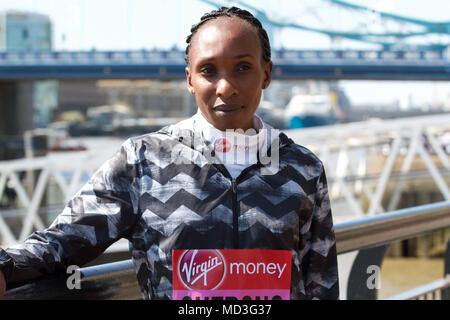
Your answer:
[231,179,237,193]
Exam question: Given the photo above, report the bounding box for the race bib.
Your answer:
[172,249,292,300]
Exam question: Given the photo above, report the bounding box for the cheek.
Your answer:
[192,79,215,101]
[245,72,265,95]
[246,83,263,106]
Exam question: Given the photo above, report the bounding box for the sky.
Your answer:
[0,0,449,106]
[0,0,449,51]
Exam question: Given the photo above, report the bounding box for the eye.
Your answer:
[237,62,252,72]
[199,64,216,76]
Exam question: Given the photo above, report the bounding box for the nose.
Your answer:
[216,76,238,99]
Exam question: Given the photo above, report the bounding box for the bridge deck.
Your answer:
[0,49,447,80]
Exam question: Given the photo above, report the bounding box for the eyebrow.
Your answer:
[234,54,254,59]
[197,53,255,64]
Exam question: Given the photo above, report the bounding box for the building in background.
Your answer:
[0,10,57,131]
[0,10,52,51]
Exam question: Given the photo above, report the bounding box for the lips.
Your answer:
[213,104,244,116]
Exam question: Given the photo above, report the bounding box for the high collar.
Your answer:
[192,109,268,149]
[159,110,293,164]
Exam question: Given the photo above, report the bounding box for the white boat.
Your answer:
[284,94,338,128]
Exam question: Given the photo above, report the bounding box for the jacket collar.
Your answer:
[157,119,293,167]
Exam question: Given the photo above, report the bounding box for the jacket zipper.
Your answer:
[213,164,261,249]
[209,137,281,249]
[231,179,238,249]
[227,163,262,249]
[160,128,289,249]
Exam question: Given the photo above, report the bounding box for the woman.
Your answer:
[0,6,338,300]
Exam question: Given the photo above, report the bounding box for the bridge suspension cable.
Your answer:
[198,0,450,50]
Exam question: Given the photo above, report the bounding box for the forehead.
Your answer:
[189,16,261,61]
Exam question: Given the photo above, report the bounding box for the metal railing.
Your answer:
[335,201,450,300]
[1,113,449,248]
[3,201,450,300]
[0,49,446,66]
[335,201,450,254]
[386,276,450,300]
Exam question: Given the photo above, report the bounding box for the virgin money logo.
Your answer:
[214,138,231,153]
[178,249,226,290]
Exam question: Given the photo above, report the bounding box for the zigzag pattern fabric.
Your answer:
[0,121,339,300]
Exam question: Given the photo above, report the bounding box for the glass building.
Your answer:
[0,10,52,51]
[0,10,56,129]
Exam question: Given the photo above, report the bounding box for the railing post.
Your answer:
[347,245,388,300]
[442,238,450,300]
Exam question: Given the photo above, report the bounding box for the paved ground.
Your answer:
[378,257,445,299]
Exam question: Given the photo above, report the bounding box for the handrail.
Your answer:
[80,260,134,279]
[385,276,450,300]
[75,201,450,296]
[334,201,450,254]
[3,201,450,299]
[75,200,450,274]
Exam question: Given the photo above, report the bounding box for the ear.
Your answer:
[262,61,273,89]
[185,66,195,94]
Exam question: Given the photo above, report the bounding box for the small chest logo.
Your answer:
[178,249,226,290]
[214,138,231,153]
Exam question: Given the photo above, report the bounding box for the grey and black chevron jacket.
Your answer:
[0,120,339,300]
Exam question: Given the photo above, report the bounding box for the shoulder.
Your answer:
[124,124,199,163]
[126,127,184,150]
[279,131,324,168]
[277,131,326,185]
[127,118,196,147]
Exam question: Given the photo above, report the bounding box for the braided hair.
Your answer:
[185,6,271,65]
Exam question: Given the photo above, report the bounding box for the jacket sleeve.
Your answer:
[302,164,339,299]
[0,138,140,285]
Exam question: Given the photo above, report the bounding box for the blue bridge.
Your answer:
[0,48,448,81]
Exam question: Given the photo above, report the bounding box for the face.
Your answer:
[186,17,273,131]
